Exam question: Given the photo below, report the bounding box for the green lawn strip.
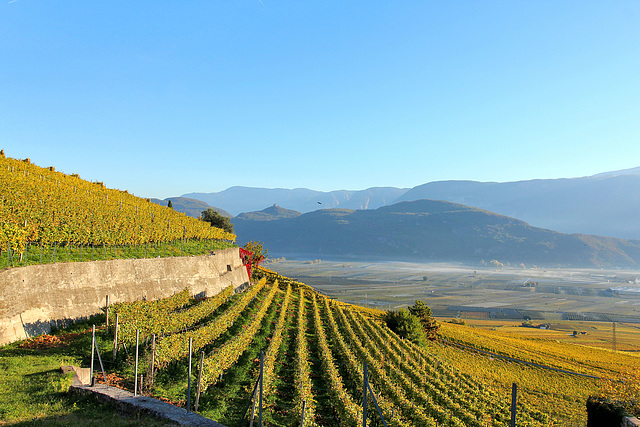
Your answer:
[0,353,76,422]
[5,239,235,268]
[0,319,177,426]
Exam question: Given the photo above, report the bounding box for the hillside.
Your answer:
[0,153,235,265]
[1,145,638,425]
[395,173,640,240]
[185,168,640,240]
[4,268,627,426]
[233,199,640,268]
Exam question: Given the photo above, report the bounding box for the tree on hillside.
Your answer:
[407,300,439,340]
[383,308,428,347]
[167,200,173,209]
[201,208,234,233]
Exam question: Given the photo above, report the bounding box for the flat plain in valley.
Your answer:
[267,259,640,352]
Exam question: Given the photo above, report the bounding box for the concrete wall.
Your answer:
[0,247,250,345]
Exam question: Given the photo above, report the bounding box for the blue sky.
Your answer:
[2,1,639,199]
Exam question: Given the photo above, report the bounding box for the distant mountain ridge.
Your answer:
[182,186,408,217]
[182,167,640,239]
[395,174,640,239]
[232,200,640,268]
[593,166,640,178]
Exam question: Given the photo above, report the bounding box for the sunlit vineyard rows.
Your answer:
[0,153,235,261]
[94,266,623,426]
[430,320,640,424]
[436,321,640,378]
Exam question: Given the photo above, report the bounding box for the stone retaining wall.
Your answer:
[0,248,249,345]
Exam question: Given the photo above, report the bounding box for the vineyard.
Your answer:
[81,266,632,426]
[0,152,235,266]
[436,321,640,378]
[3,150,639,425]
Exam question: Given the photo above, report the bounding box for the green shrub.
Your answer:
[383,308,428,347]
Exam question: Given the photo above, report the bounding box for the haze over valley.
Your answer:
[267,259,640,329]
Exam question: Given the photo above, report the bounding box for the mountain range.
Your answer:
[180,167,640,240]
[148,168,640,268]
[182,187,407,217]
[231,200,640,268]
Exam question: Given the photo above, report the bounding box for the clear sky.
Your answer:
[2,1,639,199]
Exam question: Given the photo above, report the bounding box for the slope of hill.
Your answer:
[33,268,619,426]
[183,186,408,216]
[0,153,235,256]
[395,174,640,239]
[150,197,231,218]
[3,267,636,426]
[593,166,640,178]
[233,199,640,268]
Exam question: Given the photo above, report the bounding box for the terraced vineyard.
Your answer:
[0,153,235,266]
[98,267,636,426]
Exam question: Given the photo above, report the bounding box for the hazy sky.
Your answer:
[2,1,639,199]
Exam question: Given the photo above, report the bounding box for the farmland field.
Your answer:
[266,259,640,351]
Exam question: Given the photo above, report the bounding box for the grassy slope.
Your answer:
[0,318,176,426]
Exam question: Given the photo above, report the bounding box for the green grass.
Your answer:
[1,239,235,269]
[0,354,75,421]
[0,318,176,426]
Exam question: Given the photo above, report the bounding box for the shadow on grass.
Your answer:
[4,393,179,426]
[1,316,178,426]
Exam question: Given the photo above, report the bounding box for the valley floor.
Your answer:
[267,258,640,347]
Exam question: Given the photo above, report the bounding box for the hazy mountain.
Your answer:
[150,197,231,218]
[232,199,640,268]
[593,166,640,178]
[394,174,640,240]
[182,186,408,216]
[235,204,302,221]
[185,166,640,239]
